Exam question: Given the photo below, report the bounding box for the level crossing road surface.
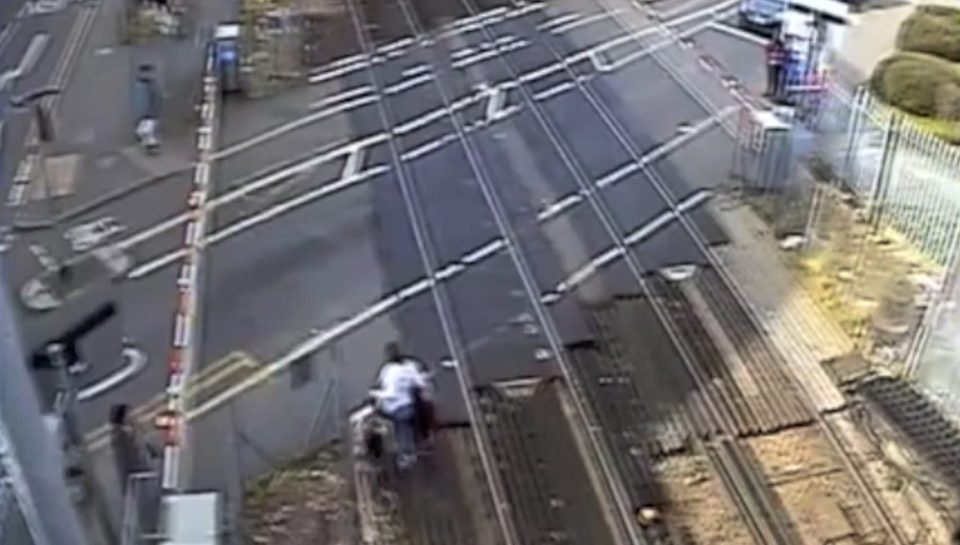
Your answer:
[181,0,770,489]
[9,0,774,487]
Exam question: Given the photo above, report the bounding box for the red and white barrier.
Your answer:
[159,50,219,491]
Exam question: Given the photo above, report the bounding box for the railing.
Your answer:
[817,84,960,268]
[0,476,33,545]
[121,472,162,545]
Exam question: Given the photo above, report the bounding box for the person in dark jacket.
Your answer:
[132,64,161,149]
[109,403,153,494]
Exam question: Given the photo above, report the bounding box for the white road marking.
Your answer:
[461,238,506,264]
[383,73,434,95]
[550,11,620,34]
[451,46,479,60]
[536,12,580,31]
[187,235,509,420]
[205,166,389,245]
[537,193,583,222]
[401,63,431,77]
[224,12,726,163]
[400,133,460,162]
[309,60,372,84]
[310,85,375,109]
[483,84,508,121]
[380,37,414,54]
[594,106,738,190]
[307,4,541,82]
[128,165,391,279]
[217,95,379,159]
[532,81,575,101]
[341,147,366,179]
[435,263,466,280]
[550,190,713,295]
[594,246,625,267]
[449,6,509,29]
[709,21,768,45]
[103,20,731,276]
[624,189,713,245]
[29,244,59,273]
[452,39,530,69]
[393,104,457,135]
[120,103,728,282]
[118,135,386,256]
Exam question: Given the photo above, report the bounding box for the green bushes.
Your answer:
[896,5,960,62]
[870,53,960,117]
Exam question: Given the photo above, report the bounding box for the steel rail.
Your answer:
[549,0,910,541]
[341,1,521,543]
[447,0,802,541]
[389,0,663,542]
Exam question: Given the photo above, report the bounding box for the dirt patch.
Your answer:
[242,443,356,544]
[747,426,885,544]
[654,454,755,545]
[787,184,940,371]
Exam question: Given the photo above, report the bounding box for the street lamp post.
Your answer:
[8,87,70,268]
[0,260,89,545]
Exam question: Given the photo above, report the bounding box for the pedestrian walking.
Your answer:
[132,64,162,151]
[764,33,787,100]
[371,343,430,469]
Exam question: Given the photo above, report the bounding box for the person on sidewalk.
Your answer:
[109,403,156,496]
[370,343,430,470]
[132,64,162,152]
[764,33,787,100]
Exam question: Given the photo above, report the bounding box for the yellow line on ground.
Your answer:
[85,351,259,451]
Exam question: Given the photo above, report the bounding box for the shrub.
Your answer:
[896,5,960,62]
[935,83,960,120]
[870,52,960,117]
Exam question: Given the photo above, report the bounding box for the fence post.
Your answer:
[869,114,902,235]
[841,85,864,185]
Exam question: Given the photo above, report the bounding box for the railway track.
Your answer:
[690,264,909,545]
[614,280,801,545]
[342,0,910,542]
[476,379,621,544]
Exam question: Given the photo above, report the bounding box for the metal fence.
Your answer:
[754,82,960,421]
[816,85,960,268]
[728,83,960,380]
[121,472,162,545]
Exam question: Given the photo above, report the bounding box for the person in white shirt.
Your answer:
[371,342,429,469]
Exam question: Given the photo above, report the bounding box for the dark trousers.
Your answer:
[767,64,783,98]
[412,388,436,442]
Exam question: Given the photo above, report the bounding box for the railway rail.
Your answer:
[338,0,910,542]
[649,277,801,545]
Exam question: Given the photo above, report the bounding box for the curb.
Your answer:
[12,164,194,231]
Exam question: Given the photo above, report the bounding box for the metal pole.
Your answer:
[0,258,88,545]
[46,343,119,545]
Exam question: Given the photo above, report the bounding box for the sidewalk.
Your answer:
[10,0,232,232]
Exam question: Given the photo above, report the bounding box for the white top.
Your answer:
[372,359,428,414]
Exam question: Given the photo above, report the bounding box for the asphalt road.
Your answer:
[176,0,771,491]
[0,0,771,500]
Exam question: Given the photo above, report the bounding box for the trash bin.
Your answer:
[214,23,241,94]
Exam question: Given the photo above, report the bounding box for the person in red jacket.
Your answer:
[765,34,787,99]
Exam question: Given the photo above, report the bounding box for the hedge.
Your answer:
[870,52,960,117]
[896,5,960,62]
